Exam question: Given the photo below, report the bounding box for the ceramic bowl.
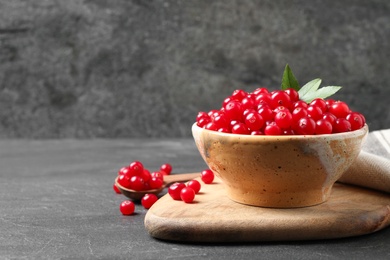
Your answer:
[192,123,368,208]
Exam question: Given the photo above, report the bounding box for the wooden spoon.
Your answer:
[115,172,200,200]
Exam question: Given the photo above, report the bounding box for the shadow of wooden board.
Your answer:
[145,178,390,242]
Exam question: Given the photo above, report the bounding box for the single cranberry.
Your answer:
[257,106,274,122]
[307,105,323,121]
[205,122,219,131]
[168,182,186,200]
[292,100,308,109]
[293,117,316,135]
[141,169,151,183]
[315,119,333,135]
[310,98,327,113]
[244,112,264,131]
[346,112,364,130]
[322,112,337,126]
[129,176,145,191]
[284,88,299,102]
[117,174,131,188]
[274,110,293,129]
[271,90,292,109]
[231,89,247,101]
[118,166,130,176]
[264,123,282,135]
[187,180,201,194]
[252,87,269,95]
[325,99,336,108]
[197,117,211,128]
[213,114,230,130]
[255,93,272,107]
[180,187,196,203]
[128,161,144,177]
[231,123,250,135]
[120,200,135,215]
[208,109,220,119]
[150,171,164,181]
[201,169,214,184]
[218,127,230,133]
[243,108,257,118]
[273,105,288,114]
[148,177,163,189]
[292,107,308,122]
[224,100,244,121]
[329,101,350,118]
[222,97,232,108]
[160,163,172,175]
[113,183,121,194]
[141,194,159,209]
[246,93,256,101]
[241,97,255,111]
[196,111,210,123]
[333,118,351,133]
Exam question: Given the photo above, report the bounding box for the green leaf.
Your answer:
[279,64,342,102]
[281,64,300,91]
[298,78,322,101]
[299,86,342,103]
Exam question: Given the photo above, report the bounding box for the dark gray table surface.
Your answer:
[1,139,389,260]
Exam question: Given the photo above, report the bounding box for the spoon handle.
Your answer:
[163,172,200,186]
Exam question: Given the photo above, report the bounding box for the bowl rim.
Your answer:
[192,123,368,140]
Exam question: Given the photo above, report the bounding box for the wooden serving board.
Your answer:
[144,177,390,242]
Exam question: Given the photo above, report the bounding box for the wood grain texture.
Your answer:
[145,177,390,242]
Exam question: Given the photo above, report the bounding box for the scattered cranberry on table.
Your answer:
[120,200,135,215]
[141,194,159,209]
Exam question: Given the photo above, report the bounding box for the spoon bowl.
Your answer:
[115,172,200,200]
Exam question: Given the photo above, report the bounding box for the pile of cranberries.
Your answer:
[114,161,215,215]
[115,161,170,192]
[115,161,171,215]
[196,88,365,135]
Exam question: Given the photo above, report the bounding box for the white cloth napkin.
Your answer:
[338,129,390,193]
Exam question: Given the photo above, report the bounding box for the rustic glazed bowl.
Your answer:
[192,123,368,208]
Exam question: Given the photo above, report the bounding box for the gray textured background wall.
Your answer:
[0,0,389,138]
